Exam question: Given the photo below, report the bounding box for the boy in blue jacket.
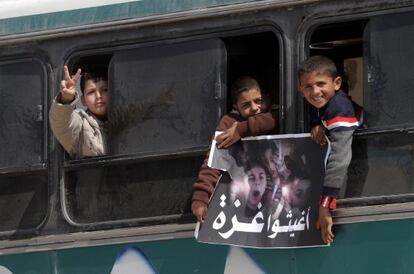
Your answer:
[298,56,363,244]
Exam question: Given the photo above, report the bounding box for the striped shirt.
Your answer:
[320,90,363,132]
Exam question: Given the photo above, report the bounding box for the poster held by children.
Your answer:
[195,133,329,248]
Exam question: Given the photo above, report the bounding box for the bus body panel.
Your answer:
[0,219,413,273]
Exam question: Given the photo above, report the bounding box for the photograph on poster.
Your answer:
[196,133,329,248]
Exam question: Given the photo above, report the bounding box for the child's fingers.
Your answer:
[197,214,204,223]
[215,132,226,144]
[202,208,207,222]
[72,68,82,82]
[224,138,238,148]
[63,65,71,81]
[322,228,332,244]
[324,224,334,243]
[318,137,326,146]
[217,137,231,149]
[61,80,66,90]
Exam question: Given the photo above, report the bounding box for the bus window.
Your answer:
[223,32,279,114]
[64,38,226,224]
[64,32,280,225]
[365,12,414,129]
[0,59,48,233]
[108,38,225,156]
[65,155,203,223]
[309,14,414,202]
[0,173,47,232]
[0,60,44,168]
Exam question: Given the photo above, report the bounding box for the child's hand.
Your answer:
[316,206,334,244]
[192,201,208,223]
[60,65,81,104]
[215,122,241,148]
[311,125,327,145]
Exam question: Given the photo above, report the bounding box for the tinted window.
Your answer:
[365,11,414,129]
[108,38,226,156]
[0,172,48,233]
[342,132,414,199]
[0,60,44,169]
[65,155,203,223]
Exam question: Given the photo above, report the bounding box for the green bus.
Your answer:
[0,0,414,273]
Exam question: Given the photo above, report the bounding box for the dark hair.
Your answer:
[297,55,338,82]
[79,67,108,94]
[230,76,261,104]
[243,157,272,186]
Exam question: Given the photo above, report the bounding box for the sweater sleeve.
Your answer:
[192,114,237,205]
[322,130,354,197]
[49,94,83,156]
[236,112,277,138]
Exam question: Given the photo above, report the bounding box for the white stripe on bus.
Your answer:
[0,0,142,20]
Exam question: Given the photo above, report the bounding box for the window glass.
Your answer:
[0,172,48,232]
[65,155,203,223]
[341,131,414,199]
[365,11,414,129]
[0,60,44,169]
[107,38,226,156]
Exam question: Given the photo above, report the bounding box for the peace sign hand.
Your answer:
[60,65,81,104]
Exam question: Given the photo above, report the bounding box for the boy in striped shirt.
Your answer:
[298,55,363,244]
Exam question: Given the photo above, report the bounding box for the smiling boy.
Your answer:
[298,55,363,244]
[49,65,108,158]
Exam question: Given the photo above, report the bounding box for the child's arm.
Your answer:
[317,129,354,244]
[49,66,83,156]
[191,152,220,223]
[216,112,276,148]
[323,129,354,198]
[191,114,239,221]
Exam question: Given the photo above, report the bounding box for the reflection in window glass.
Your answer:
[65,155,204,223]
[108,39,225,156]
[365,11,414,129]
[0,60,44,169]
[342,132,414,199]
[0,172,48,233]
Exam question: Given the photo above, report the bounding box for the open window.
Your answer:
[308,13,414,204]
[0,59,48,233]
[223,32,280,114]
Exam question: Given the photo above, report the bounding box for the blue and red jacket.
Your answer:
[316,90,363,208]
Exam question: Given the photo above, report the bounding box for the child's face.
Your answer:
[282,178,311,209]
[246,165,267,208]
[234,88,263,119]
[81,79,108,119]
[298,71,341,109]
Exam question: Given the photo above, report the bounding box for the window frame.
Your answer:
[0,55,50,236]
[60,25,284,228]
[299,5,414,223]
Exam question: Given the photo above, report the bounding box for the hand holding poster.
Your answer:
[195,133,329,248]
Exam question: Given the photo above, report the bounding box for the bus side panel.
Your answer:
[0,219,413,273]
[56,238,228,274]
[293,219,414,274]
[0,251,52,274]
